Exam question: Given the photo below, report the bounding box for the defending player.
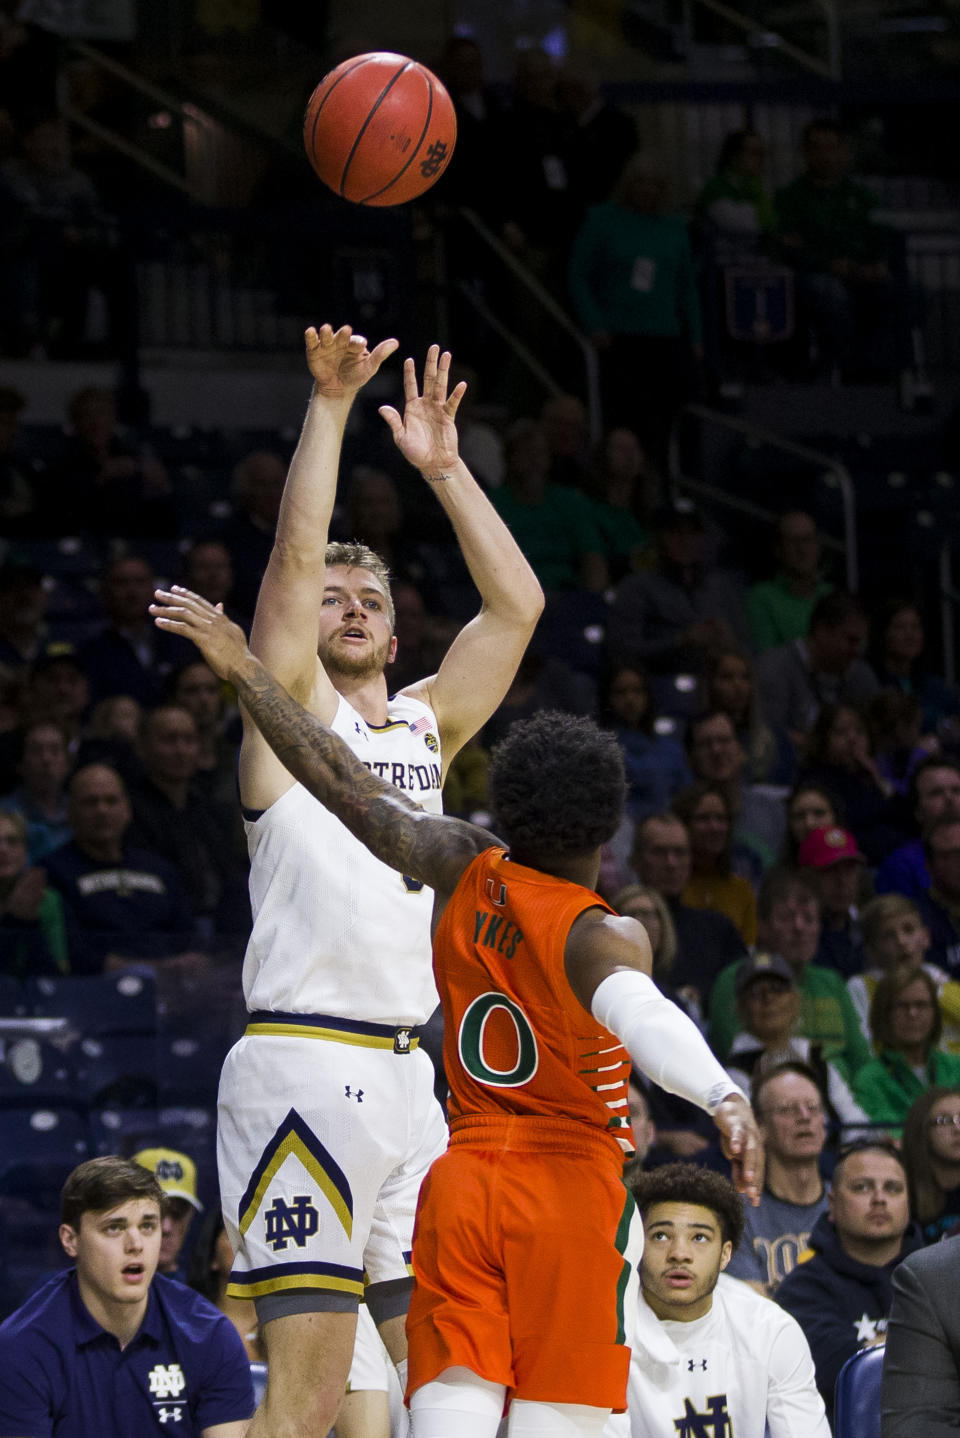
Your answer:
[151,588,763,1438]
[218,325,543,1437]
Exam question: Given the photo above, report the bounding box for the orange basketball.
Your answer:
[303,52,457,207]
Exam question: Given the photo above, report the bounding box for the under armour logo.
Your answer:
[148,1364,186,1399]
[688,1358,708,1371]
[264,1194,320,1251]
[420,140,448,178]
[158,1408,184,1424]
[345,1085,364,1102]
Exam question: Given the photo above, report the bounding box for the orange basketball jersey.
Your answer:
[434,847,633,1154]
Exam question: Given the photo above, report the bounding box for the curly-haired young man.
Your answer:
[607,1162,829,1438]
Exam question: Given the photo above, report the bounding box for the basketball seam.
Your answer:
[359,70,436,205]
[305,55,370,171]
[340,59,412,199]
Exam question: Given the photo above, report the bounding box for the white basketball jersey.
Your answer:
[242,691,443,1024]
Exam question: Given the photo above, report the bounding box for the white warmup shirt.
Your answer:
[605,1273,831,1438]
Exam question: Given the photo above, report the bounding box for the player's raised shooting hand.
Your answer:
[150,587,251,684]
[712,1093,764,1206]
[378,344,467,478]
[305,323,399,401]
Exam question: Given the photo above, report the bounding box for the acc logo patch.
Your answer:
[424,733,439,753]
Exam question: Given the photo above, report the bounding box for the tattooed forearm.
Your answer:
[232,656,488,891]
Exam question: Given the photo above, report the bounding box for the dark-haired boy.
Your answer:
[608,1162,829,1438]
[0,1156,254,1437]
[150,586,762,1438]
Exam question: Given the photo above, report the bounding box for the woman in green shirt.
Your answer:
[854,966,960,1133]
[695,128,776,256]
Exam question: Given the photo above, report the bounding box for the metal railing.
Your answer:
[906,234,960,372]
[668,401,857,588]
[684,0,841,79]
[60,39,299,207]
[456,207,604,444]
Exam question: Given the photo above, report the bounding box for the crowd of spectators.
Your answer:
[0,28,955,1436]
[0,329,957,1433]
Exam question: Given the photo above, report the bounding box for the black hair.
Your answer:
[756,866,821,923]
[715,127,760,174]
[488,710,626,861]
[908,753,960,816]
[833,1137,907,1183]
[185,1205,228,1302]
[629,1161,744,1250]
[802,701,868,769]
[683,709,736,758]
[597,658,654,736]
[808,590,866,634]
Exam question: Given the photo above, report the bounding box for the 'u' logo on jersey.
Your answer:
[485,877,507,906]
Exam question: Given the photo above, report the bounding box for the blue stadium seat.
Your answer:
[833,1343,884,1438]
[0,1108,78,1320]
[0,1036,79,1109]
[156,1034,224,1108]
[0,1259,64,1321]
[88,1105,216,1191]
[75,1035,158,1109]
[0,976,29,1018]
[88,1106,162,1157]
[26,971,158,1037]
[0,1107,90,1207]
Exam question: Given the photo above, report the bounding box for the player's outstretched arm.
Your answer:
[242,324,398,810]
[564,912,764,1204]
[379,345,543,768]
[250,323,399,699]
[152,587,489,898]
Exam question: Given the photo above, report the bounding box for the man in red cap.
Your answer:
[797,825,867,980]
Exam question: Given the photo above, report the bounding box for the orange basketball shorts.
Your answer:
[405,1121,642,1410]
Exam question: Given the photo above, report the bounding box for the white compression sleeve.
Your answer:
[410,1368,505,1438]
[590,969,746,1114]
[508,1399,611,1436]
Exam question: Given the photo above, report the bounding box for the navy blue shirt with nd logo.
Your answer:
[0,1270,254,1436]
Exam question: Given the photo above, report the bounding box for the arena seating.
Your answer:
[833,1343,884,1438]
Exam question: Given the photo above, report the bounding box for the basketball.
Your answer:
[303,52,457,207]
